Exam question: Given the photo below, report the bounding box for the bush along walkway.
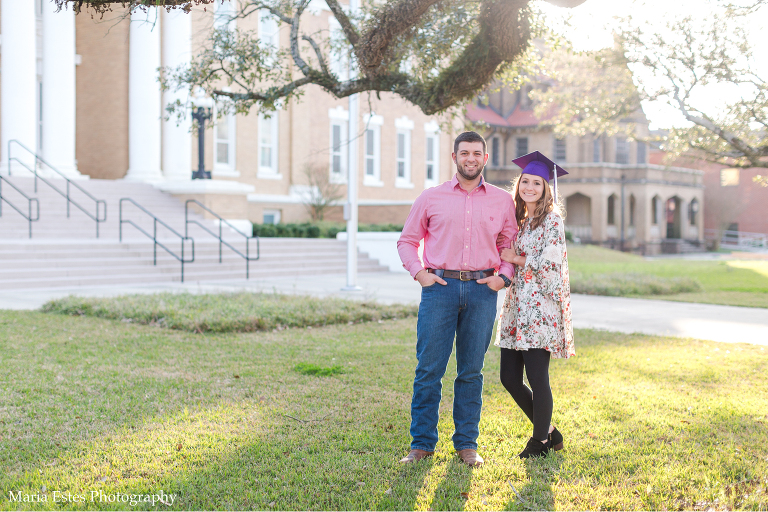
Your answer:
[568,245,768,308]
[1,309,767,511]
[40,292,417,333]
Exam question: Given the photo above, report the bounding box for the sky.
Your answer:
[536,0,767,130]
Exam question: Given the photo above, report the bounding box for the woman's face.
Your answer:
[518,174,545,204]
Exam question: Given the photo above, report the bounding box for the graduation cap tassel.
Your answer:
[553,163,558,204]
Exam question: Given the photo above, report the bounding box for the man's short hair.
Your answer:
[453,131,487,155]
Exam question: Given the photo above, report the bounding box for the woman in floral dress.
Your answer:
[495,153,575,459]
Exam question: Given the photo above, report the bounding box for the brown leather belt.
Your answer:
[427,268,495,281]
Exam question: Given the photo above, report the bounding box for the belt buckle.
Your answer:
[459,270,472,281]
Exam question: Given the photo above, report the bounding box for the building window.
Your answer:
[258,113,279,177]
[365,129,377,176]
[330,121,346,179]
[214,0,236,30]
[616,138,629,164]
[395,116,414,187]
[426,137,439,185]
[363,113,383,186]
[213,109,237,176]
[259,9,280,56]
[491,136,500,167]
[689,198,699,226]
[607,194,616,225]
[629,194,636,226]
[396,131,411,183]
[720,168,739,186]
[424,121,440,187]
[651,195,660,224]
[554,137,566,161]
[426,136,437,181]
[593,138,601,163]
[637,141,646,164]
[328,107,348,183]
[329,18,349,80]
[262,209,281,224]
[516,137,528,158]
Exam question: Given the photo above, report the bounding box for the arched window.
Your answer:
[607,194,617,225]
[689,198,699,226]
[651,196,662,224]
[491,136,501,167]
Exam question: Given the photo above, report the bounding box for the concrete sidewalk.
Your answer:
[2,271,767,346]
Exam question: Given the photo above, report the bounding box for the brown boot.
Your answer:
[456,448,484,467]
[399,449,434,464]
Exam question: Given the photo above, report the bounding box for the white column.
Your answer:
[0,0,37,175]
[42,1,81,178]
[125,7,164,182]
[161,8,192,181]
[343,0,362,291]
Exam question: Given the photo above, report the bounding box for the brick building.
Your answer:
[0,0,459,227]
[470,81,706,254]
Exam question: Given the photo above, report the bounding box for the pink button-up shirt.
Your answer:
[397,175,518,279]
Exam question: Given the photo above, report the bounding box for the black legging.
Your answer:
[499,347,552,441]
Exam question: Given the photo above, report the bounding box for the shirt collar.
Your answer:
[452,174,487,193]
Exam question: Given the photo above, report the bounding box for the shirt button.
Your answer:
[466,228,469,230]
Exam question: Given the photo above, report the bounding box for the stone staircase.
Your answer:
[0,176,388,290]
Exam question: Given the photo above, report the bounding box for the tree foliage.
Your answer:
[60,0,587,117]
[528,41,643,139]
[534,1,768,169]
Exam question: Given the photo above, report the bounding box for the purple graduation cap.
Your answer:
[511,151,568,202]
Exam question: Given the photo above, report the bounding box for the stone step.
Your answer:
[0,261,388,290]
[0,175,389,289]
[0,250,365,267]
[0,257,386,279]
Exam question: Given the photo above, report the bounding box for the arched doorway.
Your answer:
[666,196,682,239]
[565,193,592,240]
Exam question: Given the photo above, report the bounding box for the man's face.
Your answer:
[452,141,488,181]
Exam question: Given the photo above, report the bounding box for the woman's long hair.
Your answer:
[511,175,563,231]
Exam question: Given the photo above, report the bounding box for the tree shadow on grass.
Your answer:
[503,454,562,511]
[374,457,435,510]
[428,456,472,511]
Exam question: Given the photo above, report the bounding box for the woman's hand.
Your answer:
[500,248,515,263]
[500,248,526,267]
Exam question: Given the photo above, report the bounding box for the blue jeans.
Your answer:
[410,278,499,452]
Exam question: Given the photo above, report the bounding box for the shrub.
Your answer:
[571,273,704,296]
[251,222,404,238]
[41,292,418,333]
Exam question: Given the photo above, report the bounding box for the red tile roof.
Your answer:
[466,103,540,128]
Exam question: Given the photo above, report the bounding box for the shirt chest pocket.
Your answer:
[480,205,503,236]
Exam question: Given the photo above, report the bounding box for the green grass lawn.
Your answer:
[569,245,768,308]
[2,310,767,511]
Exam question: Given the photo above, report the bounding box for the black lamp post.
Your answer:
[191,105,212,180]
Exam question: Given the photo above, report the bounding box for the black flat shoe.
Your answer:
[518,437,550,459]
[549,427,564,451]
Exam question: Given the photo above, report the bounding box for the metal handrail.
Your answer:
[8,140,107,238]
[185,199,260,278]
[0,175,40,238]
[119,198,195,283]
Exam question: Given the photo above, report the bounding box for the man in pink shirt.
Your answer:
[397,131,518,467]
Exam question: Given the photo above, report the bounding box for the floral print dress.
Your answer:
[495,211,575,359]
